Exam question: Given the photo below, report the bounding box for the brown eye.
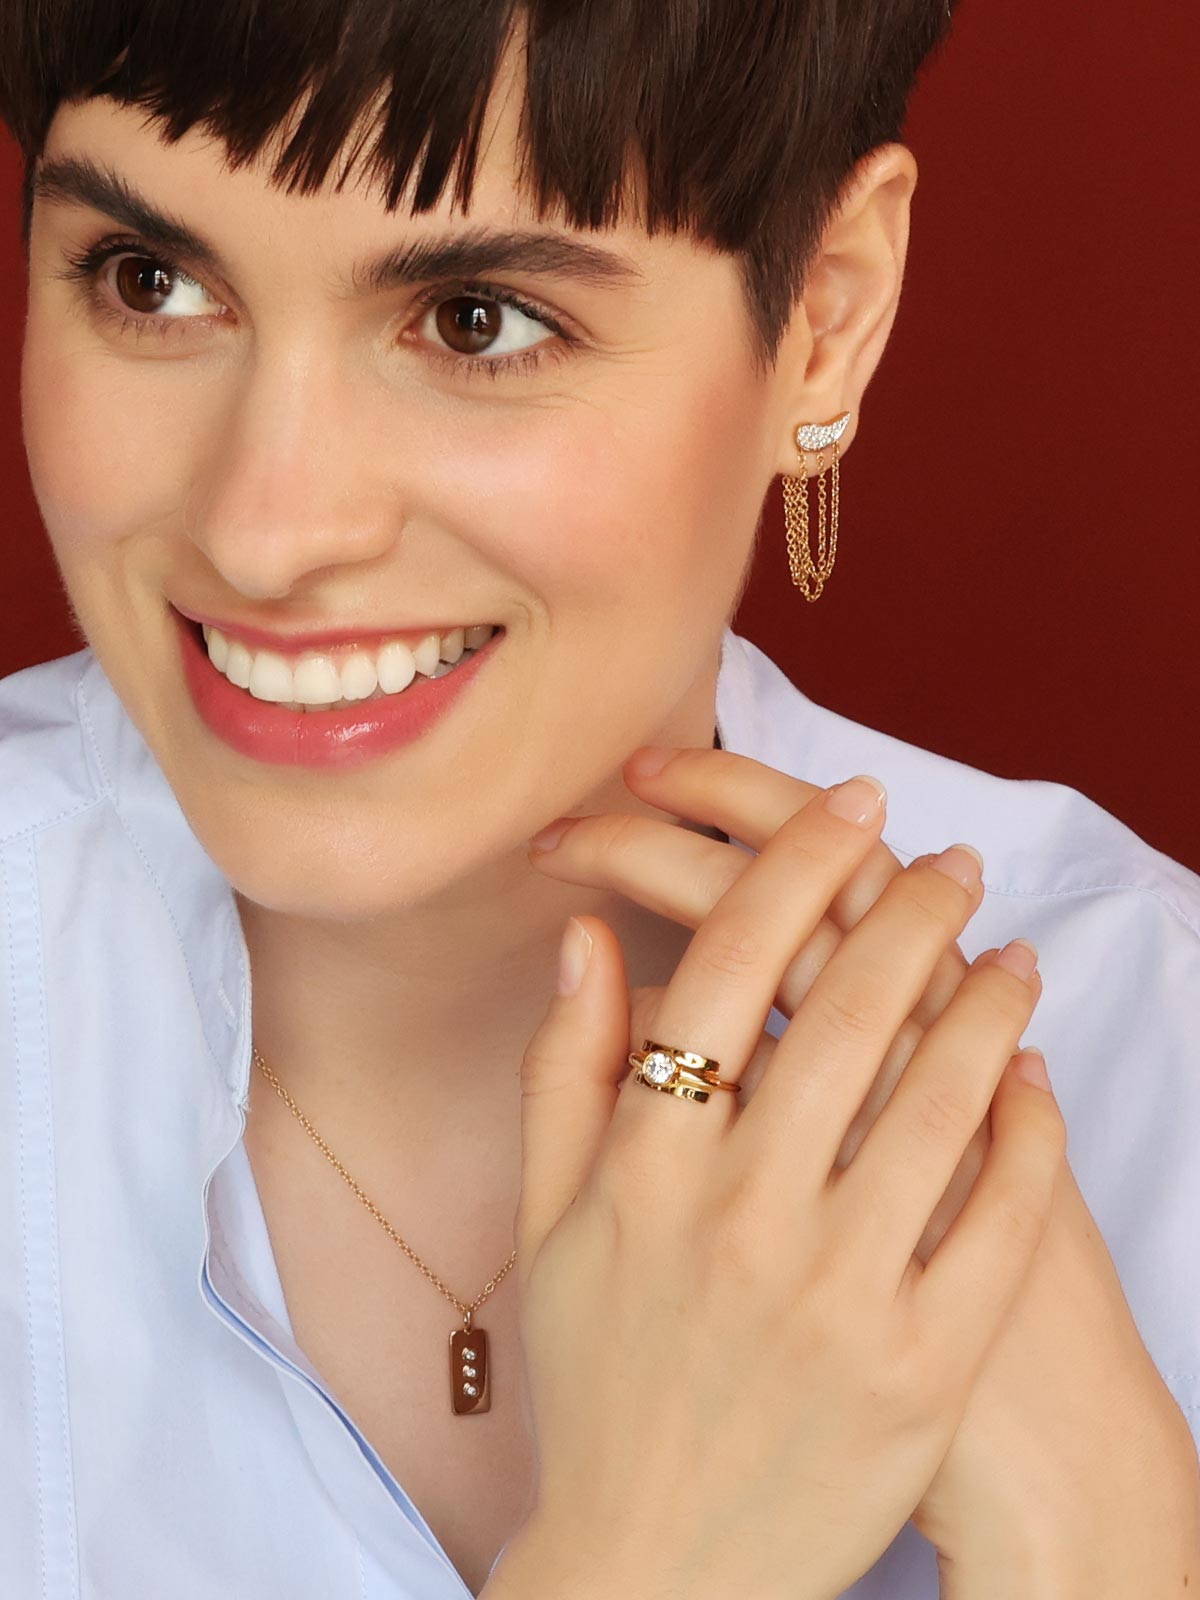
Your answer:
[113,256,176,315]
[434,295,503,354]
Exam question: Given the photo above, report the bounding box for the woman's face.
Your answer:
[20,64,789,919]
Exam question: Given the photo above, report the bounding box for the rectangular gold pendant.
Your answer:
[450,1325,490,1414]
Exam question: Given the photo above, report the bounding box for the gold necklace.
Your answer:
[251,1044,516,1415]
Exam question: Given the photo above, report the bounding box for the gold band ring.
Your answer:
[627,1039,742,1104]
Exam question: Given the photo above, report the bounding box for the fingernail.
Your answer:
[930,843,984,890]
[824,774,887,825]
[529,816,577,854]
[1014,1047,1051,1090]
[993,938,1039,981]
[557,916,593,995]
[626,746,675,778]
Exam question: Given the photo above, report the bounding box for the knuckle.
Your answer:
[990,1188,1050,1255]
[698,918,765,980]
[894,873,960,932]
[969,970,1035,1031]
[593,1122,666,1211]
[518,1037,560,1098]
[708,1197,774,1285]
[909,1078,979,1146]
[766,812,826,872]
[597,810,652,865]
[809,979,886,1042]
[887,1319,942,1412]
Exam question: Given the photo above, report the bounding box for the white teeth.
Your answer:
[247,650,294,703]
[339,651,380,701]
[291,654,342,705]
[199,620,496,709]
[204,624,230,671]
[376,641,416,694]
[225,641,253,690]
[439,626,465,664]
[412,633,441,676]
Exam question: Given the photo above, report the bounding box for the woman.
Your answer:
[1,2,1197,1597]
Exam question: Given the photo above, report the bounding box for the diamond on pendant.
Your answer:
[642,1049,676,1085]
[462,1365,477,1378]
[463,1382,479,1397]
[462,1346,475,1360]
[795,413,851,452]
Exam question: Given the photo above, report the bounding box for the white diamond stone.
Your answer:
[463,1382,478,1397]
[796,413,851,452]
[643,1050,675,1085]
[462,1346,475,1360]
[463,1365,477,1378]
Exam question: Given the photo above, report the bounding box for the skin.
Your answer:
[526,752,1200,1595]
[20,35,911,1215]
[18,22,1198,1597]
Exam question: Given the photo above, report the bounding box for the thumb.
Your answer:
[515,914,630,1277]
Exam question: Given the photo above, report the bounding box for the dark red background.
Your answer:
[2,2,1197,870]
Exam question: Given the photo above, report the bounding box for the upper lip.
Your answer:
[171,602,495,655]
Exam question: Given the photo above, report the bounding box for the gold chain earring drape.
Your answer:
[781,412,852,602]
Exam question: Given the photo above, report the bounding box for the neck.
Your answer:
[236,685,723,1188]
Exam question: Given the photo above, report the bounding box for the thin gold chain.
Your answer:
[252,1044,517,1327]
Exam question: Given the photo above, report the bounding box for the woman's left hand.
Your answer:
[527,745,1200,1593]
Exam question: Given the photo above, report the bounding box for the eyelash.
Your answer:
[54,233,576,382]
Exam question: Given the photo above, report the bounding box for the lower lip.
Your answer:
[174,608,502,770]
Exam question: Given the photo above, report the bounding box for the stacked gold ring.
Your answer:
[627,1039,742,1104]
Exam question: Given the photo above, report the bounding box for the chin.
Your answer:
[210,815,511,922]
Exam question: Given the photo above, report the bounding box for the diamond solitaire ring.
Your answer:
[627,1039,742,1103]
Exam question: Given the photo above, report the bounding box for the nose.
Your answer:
[187,348,401,599]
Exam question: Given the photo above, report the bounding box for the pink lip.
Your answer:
[171,601,488,655]
[173,606,501,770]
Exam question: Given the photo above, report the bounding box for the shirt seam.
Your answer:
[880,832,1200,943]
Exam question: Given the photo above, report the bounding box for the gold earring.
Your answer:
[781,412,851,602]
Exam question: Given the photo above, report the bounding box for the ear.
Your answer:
[768,142,917,477]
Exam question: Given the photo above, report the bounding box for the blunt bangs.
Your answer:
[0,0,960,368]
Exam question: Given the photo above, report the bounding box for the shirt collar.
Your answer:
[75,650,254,1110]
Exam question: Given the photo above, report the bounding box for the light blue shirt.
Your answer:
[2,631,1198,1599]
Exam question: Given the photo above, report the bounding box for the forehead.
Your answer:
[35,22,657,277]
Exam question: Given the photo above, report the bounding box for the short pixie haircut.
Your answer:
[0,0,959,371]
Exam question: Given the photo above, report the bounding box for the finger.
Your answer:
[538,746,975,1036]
[601,776,888,1164]
[913,1049,1066,1380]
[625,746,981,1037]
[515,915,631,1286]
[622,745,827,849]
[731,845,986,1183]
[835,942,1042,1268]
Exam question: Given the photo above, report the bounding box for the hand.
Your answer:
[526,744,1200,1594]
[914,1160,1200,1598]
[502,761,1063,1600]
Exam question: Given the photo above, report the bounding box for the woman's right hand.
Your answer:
[494,774,1065,1600]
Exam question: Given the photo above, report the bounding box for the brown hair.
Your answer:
[0,0,960,370]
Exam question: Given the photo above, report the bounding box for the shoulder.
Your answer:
[717,628,1199,940]
[0,648,108,843]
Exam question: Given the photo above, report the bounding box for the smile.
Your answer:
[202,621,499,711]
[173,608,505,770]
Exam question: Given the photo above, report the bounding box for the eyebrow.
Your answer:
[32,153,647,296]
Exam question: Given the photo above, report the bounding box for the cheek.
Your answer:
[435,368,768,619]
[20,309,190,571]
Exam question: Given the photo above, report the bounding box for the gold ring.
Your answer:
[627,1039,742,1104]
